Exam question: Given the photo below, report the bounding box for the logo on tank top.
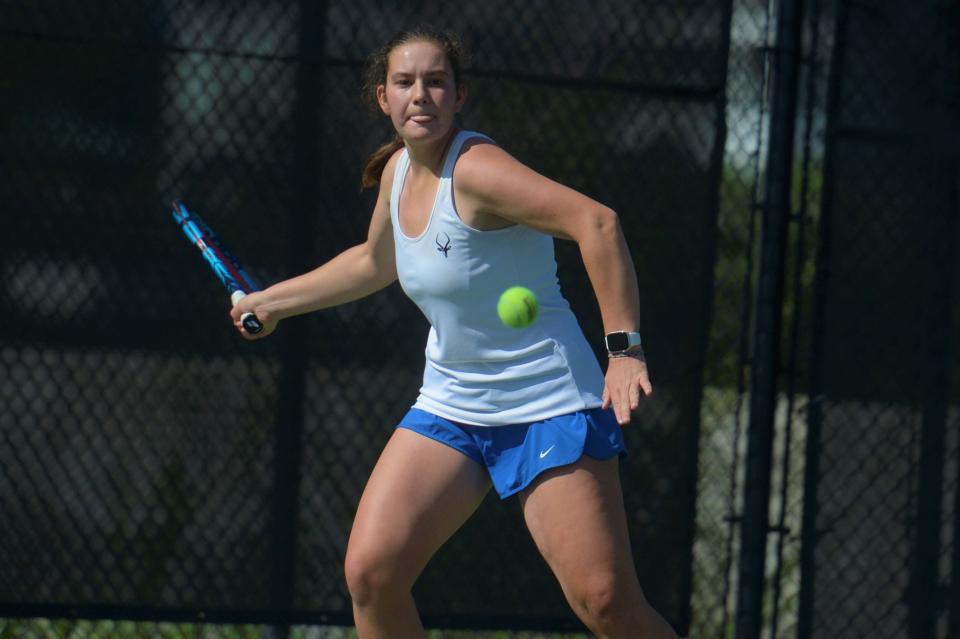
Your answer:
[435,232,452,258]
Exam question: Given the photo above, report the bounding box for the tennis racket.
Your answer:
[170,200,264,334]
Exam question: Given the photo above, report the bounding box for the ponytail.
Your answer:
[361,134,404,190]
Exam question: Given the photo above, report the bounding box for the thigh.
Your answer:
[518,455,641,595]
[346,428,492,584]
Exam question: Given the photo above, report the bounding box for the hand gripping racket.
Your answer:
[171,200,264,334]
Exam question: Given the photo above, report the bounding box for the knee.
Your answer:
[576,579,625,626]
[569,576,646,634]
[343,552,390,607]
[343,549,403,607]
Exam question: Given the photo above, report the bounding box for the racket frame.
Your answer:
[171,200,263,334]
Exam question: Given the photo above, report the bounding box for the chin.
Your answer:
[404,123,450,142]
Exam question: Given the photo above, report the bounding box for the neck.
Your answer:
[404,127,459,176]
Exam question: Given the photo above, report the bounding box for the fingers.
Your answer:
[604,359,653,425]
[606,380,633,425]
[229,293,273,340]
[230,310,274,340]
[613,392,632,425]
[230,290,260,320]
[629,383,640,410]
[639,375,653,396]
[232,316,254,339]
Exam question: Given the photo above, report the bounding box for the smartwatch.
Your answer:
[605,331,642,355]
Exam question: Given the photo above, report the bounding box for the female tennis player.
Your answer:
[231,26,677,639]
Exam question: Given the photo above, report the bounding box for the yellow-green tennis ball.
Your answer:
[498,286,539,328]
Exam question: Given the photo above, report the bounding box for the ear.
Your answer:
[376,84,390,115]
[454,84,468,113]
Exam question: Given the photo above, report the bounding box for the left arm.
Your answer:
[454,142,651,425]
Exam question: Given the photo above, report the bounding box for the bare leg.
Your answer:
[519,455,678,639]
[344,428,491,639]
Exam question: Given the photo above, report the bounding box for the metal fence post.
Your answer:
[734,1,805,638]
[908,154,958,639]
[796,0,849,635]
[682,1,736,635]
[267,3,328,638]
[952,156,960,639]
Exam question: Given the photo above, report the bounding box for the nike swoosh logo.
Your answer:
[539,445,556,459]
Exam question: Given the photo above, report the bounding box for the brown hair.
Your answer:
[360,26,467,190]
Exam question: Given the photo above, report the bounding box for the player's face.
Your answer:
[377,40,465,144]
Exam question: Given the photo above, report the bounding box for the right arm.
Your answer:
[229,152,401,338]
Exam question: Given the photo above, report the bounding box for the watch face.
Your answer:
[606,332,629,352]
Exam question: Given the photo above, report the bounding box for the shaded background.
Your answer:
[0,1,958,638]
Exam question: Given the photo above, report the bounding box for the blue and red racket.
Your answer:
[170,200,263,334]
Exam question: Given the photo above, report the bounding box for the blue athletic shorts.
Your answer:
[396,407,627,499]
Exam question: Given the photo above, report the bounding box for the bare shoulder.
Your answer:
[453,138,524,194]
[453,136,559,207]
[451,135,604,239]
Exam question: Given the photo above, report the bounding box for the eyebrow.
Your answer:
[390,69,449,78]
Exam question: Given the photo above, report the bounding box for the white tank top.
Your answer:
[391,130,604,426]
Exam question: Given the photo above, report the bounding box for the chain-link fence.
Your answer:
[1,1,957,638]
[799,2,959,639]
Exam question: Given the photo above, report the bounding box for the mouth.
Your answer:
[408,114,436,124]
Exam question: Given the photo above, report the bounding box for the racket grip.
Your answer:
[230,290,264,334]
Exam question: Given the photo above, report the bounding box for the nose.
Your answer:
[412,79,430,104]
